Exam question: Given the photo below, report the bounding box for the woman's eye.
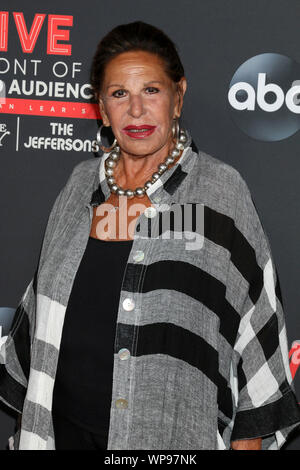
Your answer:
[145,87,159,94]
[112,89,126,98]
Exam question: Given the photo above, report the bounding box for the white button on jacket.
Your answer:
[122,298,135,311]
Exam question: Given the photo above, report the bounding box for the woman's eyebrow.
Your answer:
[106,84,123,90]
[106,80,163,91]
[144,80,163,85]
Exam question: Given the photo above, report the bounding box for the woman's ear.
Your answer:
[98,97,110,127]
[175,77,187,118]
[179,77,187,98]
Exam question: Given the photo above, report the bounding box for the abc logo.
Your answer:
[228,53,300,142]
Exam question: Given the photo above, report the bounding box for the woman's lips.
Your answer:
[122,125,157,139]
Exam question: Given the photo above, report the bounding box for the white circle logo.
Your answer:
[228,53,300,141]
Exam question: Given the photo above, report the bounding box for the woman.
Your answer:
[1,21,300,451]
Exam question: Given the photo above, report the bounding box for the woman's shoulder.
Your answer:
[196,148,246,189]
[68,155,101,183]
[58,155,102,200]
[47,156,101,216]
[192,148,251,207]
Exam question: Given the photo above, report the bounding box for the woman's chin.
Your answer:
[119,141,162,157]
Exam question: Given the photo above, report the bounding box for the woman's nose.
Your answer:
[128,94,145,118]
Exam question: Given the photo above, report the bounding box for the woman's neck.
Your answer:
[113,139,183,190]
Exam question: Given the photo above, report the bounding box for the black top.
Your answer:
[52,236,133,440]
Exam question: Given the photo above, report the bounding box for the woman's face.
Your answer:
[98,50,187,157]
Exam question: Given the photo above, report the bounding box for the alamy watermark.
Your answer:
[94,197,205,251]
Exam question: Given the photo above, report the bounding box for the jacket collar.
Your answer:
[90,129,198,207]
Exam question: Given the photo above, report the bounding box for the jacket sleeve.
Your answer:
[0,276,35,413]
[230,175,300,449]
[0,163,77,415]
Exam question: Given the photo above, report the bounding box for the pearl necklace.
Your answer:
[104,128,188,199]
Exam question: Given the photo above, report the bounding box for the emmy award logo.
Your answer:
[0,123,10,147]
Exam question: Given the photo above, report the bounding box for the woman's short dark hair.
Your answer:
[90,21,185,102]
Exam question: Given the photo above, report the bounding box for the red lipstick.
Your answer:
[122,125,157,139]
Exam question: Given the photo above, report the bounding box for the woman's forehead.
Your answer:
[103,51,170,83]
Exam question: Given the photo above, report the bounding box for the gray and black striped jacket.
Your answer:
[1,131,300,449]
